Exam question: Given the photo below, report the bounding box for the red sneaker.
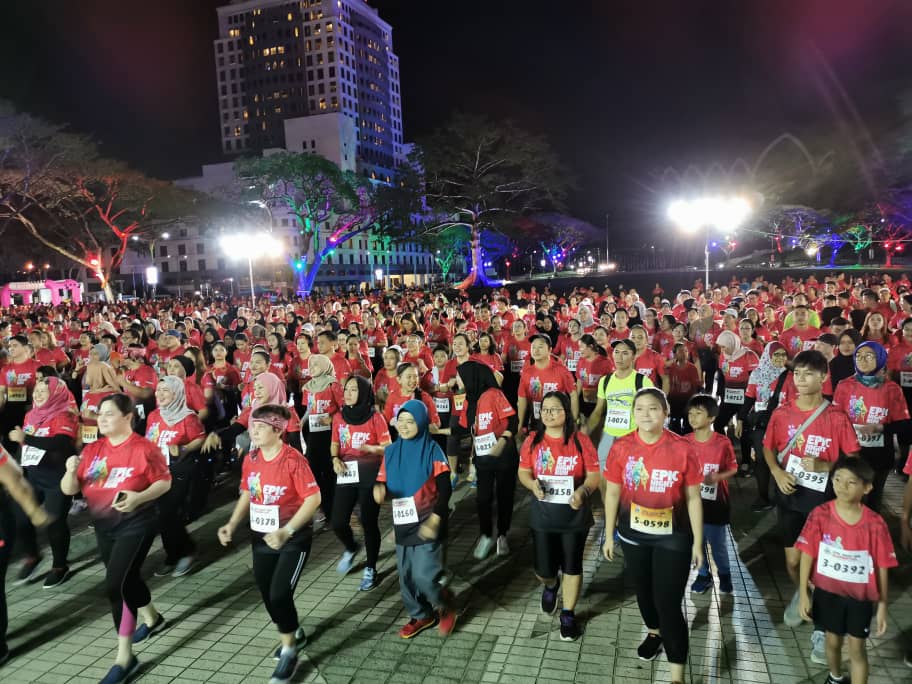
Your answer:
[398,616,438,639]
[438,608,457,636]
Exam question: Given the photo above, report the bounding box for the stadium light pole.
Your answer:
[220,232,283,310]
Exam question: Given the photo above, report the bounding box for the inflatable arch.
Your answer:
[0,279,83,307]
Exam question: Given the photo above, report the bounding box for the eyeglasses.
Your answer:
[540,407,565,415]
[856,353,877,362]
[772,352,788,358]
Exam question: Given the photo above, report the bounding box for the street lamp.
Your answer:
[220,232,283,310]
[667,196,751,290]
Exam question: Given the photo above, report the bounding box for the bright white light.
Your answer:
[667,196,752,233]
[374,269,383,281]
[145,266,159,285]
[805,245,818,257]
[598,262,609,271]
[540,259,546,267]
[220,233,284,259]
[161,232,170,240]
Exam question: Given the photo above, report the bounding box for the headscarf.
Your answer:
[830,329,863,388]
[84,360,120,393]
[716,330,746,361]
[853,340,888,388]
[341,375,375,426]
[27,376,76,426]
[383,399,447,498]
[252,372,287,409]
[157,375,195,426]
[305,354,336,393]
[92,343,111,364]
[457,360,499,430]
[748,341,787,404]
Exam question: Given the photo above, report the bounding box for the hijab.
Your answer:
[341,376,375,426]
[305,354,336,393]
[716,330,747,361]
[252,372,287,409]
[383,399,447,498]
[830,329,863,389]
[457,360,499,429]
[93,343,111,364]
[27,377,76,426]
[853,340,888,388]
[157,375,195,426]
[748,341,786,404]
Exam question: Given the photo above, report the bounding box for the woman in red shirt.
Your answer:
[202,341,242,428]
[473,332,505,378]
[382,363,441,435]
[714,330,759,475]
[60,393,171,682]
[343,334,373,380]
[301,354,345,523]
[330,376,392,591]
[518,391,601,642]
[373,347,401,412]
[603,388,704,683]
[576,334,612,419]
[217,404,320,684]
[145,376,206,578]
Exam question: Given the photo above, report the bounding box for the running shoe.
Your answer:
[472,535,494,560]
[269,651,298,684]
[273,628,307,660]
[99,656,140,684]
[559,611,581,641]
[438,607,457,636]
[359,567,378,592]
[637,633,663,661]
[132,614,167,643]
[823,674,848,684]
[496,535,510,556]
[398,616,438,639]
[905,647,912,668]
[43,567,70,589]
[810,630,827,665]
[718,573,733,594]
[69,498,88,515]
[540,579,560,615]
[0,644,9,667]
[337,545,360,575]
[172,556,194,578]
[690,574,713,594]
[783,591,804,628]
[14,556,42,585]
[153,563,175,578]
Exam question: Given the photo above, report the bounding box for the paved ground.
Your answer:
[1,468,911,684]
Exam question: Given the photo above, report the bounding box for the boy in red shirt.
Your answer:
[796,457,896,684]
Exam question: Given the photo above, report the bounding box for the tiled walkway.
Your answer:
[2,471,910,683]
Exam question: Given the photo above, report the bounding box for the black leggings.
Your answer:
[714,401,751,467]
[697,349,717,394]
[332,485,381,569]
[95,526,156,635]
[476,467,517,538]
[621,540,692,665]
[15,468,72,568]
[0,499,13,651]
[158,456,197,564]
[531,528,588,578]
[305,431,334,517]
[252,536,311,634]
[749,427,772,504]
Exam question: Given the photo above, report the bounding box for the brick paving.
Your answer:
[1,471,911,683]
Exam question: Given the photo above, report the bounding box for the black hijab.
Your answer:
[457,360,500,429]
[829,328,863,390]
[341,375,375,426]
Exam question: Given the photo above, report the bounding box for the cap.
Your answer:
[165,329,182,338]
[722,308,739,318]
[611,338,637,353]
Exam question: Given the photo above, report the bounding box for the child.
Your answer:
[685,394,738,594]
[795,457,897,684]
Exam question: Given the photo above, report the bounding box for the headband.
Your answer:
[251,414,288,432]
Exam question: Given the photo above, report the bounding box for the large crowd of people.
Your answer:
[0,270,911,683]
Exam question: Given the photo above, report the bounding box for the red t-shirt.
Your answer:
[719,350,760,389]
[504,337,531,373]
[685,431,737,523]
[667,362,702,400]
[2,359,41,403]
[459,388,516,435]
[373,369,397,399]
[382,387,441,427]
[236,404,302,434]
[184,378,206,413]
[301,383,345,433]
[329,352,353,380]
[234,349,253,375]
[203,364,242,391]
[470,352,504,374]
[795,501,897,601]
[144,410,206,464]
[779,326,821,358]
[652,330,676,359]
[241,444,320,528]
[519,360,576,419]
[633,349,667,382]
[331,411,391,486]
[604,430,703,548]
[832,377,909,468]
[577,355,613,393]
[124,364,157,391]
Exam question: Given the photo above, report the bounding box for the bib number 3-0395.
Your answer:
[784,454,828,492]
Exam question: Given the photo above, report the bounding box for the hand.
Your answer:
[774,469,797,496]
[168,444,180,458]
[691,542,704,570]
[734,421,743,439]
[373,483,387,505]
[800,457,818,472]
[217,523,234,546]
[569,486,587,510]
[202,433,220,454]
[264,527,290,550]
[799,591,812,622]
[854,423,878,436]
[418,513,440,541]
[602,537,614,561]
[901,520,912,552]
[428,423,440,435]
[319,414,332,426]
[30,506,51,528]
[332,457,346,475]
[875,601,887,637]
[490,437,506,458]
[530,480,545,501]
[8,426,25,444]
[112,490,142,513]
[65,455,80,474]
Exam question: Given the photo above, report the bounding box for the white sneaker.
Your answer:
[810,630,826,665]
[496,535,509,556]
[473,535,494,560]
[783,591,804,628]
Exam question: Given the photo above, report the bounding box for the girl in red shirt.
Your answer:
[343,334,373,380]
[714,330,759,475]
[217,404,320,684]
[373,347,401,412]
[473,332,505,378]
[330,376,392,591]
[382,363,441,434]
[61,393,171,682]
[576,334,612,418]
[301,354,345,523]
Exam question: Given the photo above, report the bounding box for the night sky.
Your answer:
[2,0,911,241]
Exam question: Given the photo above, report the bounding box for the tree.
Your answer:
[416,113,571,289]
[421,224,468,284]
[516,213,601,274]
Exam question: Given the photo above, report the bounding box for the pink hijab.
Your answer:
[27,377,77,426]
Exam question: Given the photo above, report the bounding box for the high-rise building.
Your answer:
[215,0,405,181]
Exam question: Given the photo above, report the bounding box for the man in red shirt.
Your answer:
[316,330,352,381]
[516,335,578,431]
[779,305,821,359]
[1,335,42,450]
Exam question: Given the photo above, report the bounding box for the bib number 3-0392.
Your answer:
[816,543,871,584]
[630,503,673,535]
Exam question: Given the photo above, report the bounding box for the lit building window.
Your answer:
[249,36,255,45]
[287,12,294,20]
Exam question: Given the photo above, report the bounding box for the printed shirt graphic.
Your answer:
[685,432,737,524]
[795,501,897,601]
[604,430,702,550]
[331,412,391,485]
[719,350,759,389]
[779,326,821,357]
[1,359,41,399]
[633,348,667,380]
[832,376,909,469]
[144,410,206,454]
[241,444,319,528]
[597,372,655,437]
[519,360,576,404]
[381,387,441,427]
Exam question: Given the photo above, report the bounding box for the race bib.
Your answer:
[723,387,745,405]
[539,475,574,504]
[367,347,376,357]
[565,358,578,372]
[802,340,816,351]
[533,401,542,420]
[434,396,450,414]
[755,400,768,412]
[7,387,27,402]
[161,444,171,467]
[473,431,498,457]
[336,460,359,485]
[453,395,465,412]
[81,425,99,444]
[20,445,46,467]
[630,503,673,535]
[700,463,719,501]
[604,408,631,431]
[853,425,884,448]
[392,496,419,525]
[135,404,146,420]
[510,360,524,373]
[785,454,828,492]
[816,543,871,584]
[249,503,280,532]
[308,413,330,432]
[901,371,912,388]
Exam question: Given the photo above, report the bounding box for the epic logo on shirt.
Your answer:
[554,455,579,476]
[262,485,288,505]
[649,468,679,493]
[803,434,832,457]
[351,430,370,450]
[478,411,494,431]
[104,467,135,489]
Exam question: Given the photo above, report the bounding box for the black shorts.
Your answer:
[812,587,874,639]
[777,506,809,547]
[446,418,472,459]
[531,528,588,578]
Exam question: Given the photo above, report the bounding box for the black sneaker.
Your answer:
[14,556,42,586]
[540,578,560,615]
[273,627,307,660]
[153,563,175,578]
[750,500,774,513]
[559,611,581,641]
[637,633,663,661]
[823,674,849,684]
[99,655,140,684]
[43,567,70,589]
[269,650,298,684]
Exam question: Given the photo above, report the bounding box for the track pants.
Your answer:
[15,468,71,568]
[252,535,311,634]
